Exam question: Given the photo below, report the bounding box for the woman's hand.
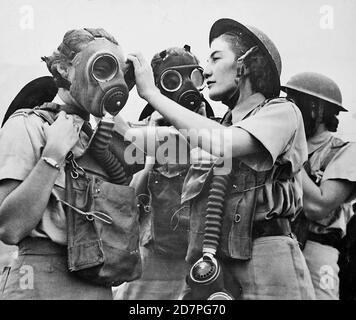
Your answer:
[127,52,159,100]
[197,102,207,117]
[42,111,81,165]
[148,111,166,127]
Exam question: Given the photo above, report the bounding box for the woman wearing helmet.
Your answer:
[126,18,315,299]
[282,72,356,300]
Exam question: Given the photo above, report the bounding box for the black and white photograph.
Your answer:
[0,0,356,306]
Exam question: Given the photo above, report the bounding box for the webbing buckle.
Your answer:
[65,151,86,179]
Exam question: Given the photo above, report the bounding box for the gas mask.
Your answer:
[139,46,214,122]
[68,38,130,117]
[155,49,205,112]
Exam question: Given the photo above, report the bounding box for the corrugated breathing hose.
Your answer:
[186,171,235,300]
[88,114,129,185]
[203,174,231,254]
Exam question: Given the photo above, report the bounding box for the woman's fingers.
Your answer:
[127,54,141,70]
[198,102,207,117]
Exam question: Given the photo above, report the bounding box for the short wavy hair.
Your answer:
[219,32,276,98]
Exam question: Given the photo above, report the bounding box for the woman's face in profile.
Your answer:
[203,36,239,102]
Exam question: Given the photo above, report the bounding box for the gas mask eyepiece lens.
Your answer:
[92,54,118,82]
[160,69,182,92]
[190,68,205,90]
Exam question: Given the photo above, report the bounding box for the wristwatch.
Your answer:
[41,156,61,170]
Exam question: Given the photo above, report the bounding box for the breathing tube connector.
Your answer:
[88,113,130,185]
[187,172,235,300]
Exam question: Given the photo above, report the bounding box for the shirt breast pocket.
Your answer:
[147,168,190,257]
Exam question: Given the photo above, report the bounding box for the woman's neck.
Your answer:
[236,79,254,105]
[313,123,328,137]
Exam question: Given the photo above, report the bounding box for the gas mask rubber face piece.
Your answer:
[156,54,205,112]
[69,38,129,117]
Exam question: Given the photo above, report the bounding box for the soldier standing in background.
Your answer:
[283,72,356,300]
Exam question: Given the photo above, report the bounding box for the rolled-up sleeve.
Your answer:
[322,142,356,202]
[0,114,44,181]
[323,142,356,183]
[234,101,300,171]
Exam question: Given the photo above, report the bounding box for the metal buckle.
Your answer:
[137,194,151,214]
[65,151,86,179]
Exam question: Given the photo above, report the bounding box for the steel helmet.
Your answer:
[209,18,282,98]
[281,72,347,112]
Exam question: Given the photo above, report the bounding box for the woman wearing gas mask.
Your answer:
[114,46,215,300]
[0,28,141,299]
[282,72,356,300]
[125,18,315,299]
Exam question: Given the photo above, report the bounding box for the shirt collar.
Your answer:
[231,92,266,124]
[307,130,333,155]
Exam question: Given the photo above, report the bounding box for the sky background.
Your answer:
[0,0,355,140]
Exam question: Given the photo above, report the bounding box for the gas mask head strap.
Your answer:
[57,42,77,61]
[57,28,118,62]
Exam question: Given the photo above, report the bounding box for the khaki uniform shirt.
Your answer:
[182,93,308,221]
[307,131,356,237]
[0,110,88,245]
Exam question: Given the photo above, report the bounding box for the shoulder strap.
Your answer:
[305,136,349,182]
[243,97,283,120]
[220,97,274,126]
[10,102,93,139]
[32,103,61,124]
[9,102,60,125]
[320,137,349,172]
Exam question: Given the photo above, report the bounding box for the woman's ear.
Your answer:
[235,46,258,82]
[234,60,247,85]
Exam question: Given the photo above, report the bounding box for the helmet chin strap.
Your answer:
[221,58,247,110]
[229,47,257,107]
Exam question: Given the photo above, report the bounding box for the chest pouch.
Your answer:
[63,152,141,287]
[147,165,190,258]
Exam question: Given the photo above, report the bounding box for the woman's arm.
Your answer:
[0,166,62,245]
[0,112,80,245]
[126,53,267,160]
[114,113,194,161]
[302,168,356,221]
